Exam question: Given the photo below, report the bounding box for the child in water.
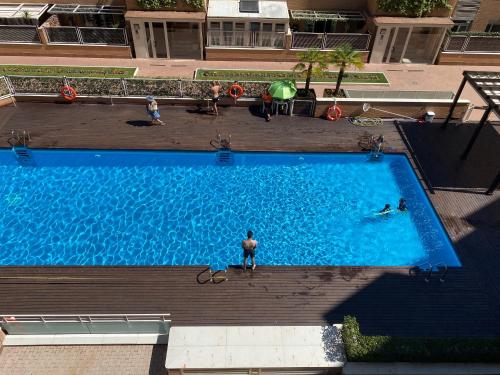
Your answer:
[398,198,408,211]
[379,204,391,214]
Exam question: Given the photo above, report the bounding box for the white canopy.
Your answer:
[166,325,345,370]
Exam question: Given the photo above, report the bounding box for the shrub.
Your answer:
[0,77,10,97]
[66,78,124,96]
[342,316,500,362]
[137,0,175,9]
[184,0,204,9]
[377,0,451,17]
[126,79,180,97]
[137,0,203,10]
[8,76,63,94]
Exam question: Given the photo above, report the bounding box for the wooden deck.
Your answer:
[0,103,499,337]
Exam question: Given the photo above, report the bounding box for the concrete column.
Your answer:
[37,27,48,45]
[285,28,292,50]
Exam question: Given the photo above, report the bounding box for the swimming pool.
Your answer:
[0,149,460,267]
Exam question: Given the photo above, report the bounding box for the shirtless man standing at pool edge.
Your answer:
[210,81,221,116]
[242,230,257,271]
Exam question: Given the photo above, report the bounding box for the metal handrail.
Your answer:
[1,313,171,324]
[206,30,285,48]
[0,24,41,44]
[291,31,370,50]
[410,261,448,282]
[44,26,127,46]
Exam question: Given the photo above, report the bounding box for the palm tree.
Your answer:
[330,44,365,97]
[292,49,328,94]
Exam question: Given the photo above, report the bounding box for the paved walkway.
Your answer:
[1,55,500,121]
[0,345,167,375]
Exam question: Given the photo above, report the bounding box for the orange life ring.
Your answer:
[326,104,342,121]
[228,84,244,99]
[60,85,77,102]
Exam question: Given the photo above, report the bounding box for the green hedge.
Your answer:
[342,316,500,362]
[0,65,136,78]
[137,0,203,10]
[0,77,10,97]
[377,0,450,17]
[195,69,388,84]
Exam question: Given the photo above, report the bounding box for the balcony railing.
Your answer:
[207,30,285,48]
[291,32,371,51]
[44,26,128,46]
[443,34,500,53]
[1,314,171,335]
[0,25,41,44]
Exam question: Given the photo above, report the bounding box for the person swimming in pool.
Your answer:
[379,204,391,214]
[242,230,257,271]
[398,198,408,211]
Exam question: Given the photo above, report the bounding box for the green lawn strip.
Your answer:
[0,65,136,78]
[195,69,388,84]
[342,316,500,362]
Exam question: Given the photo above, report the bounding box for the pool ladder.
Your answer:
[410,262,448,282]
[8,130,35,167]
[211,133,233,166]
[216,150,234,166]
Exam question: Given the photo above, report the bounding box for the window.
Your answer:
[275,23,285,32]
[262,23,272,32]
[250,22,260,31]
[235,22,245,30]
[210,22,220,30]
[239,0,259,13]
[223,22,233,31]
[486,22,500,32]
[452,20,471,32]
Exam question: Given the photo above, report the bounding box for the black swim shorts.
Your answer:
[243,248,255,258]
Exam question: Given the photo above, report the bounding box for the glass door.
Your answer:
[250,22,260,46]
[152,22,168,58]
[388,27,410,63]
[223,22,233,46]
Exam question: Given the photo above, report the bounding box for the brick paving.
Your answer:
[0,345,167,375]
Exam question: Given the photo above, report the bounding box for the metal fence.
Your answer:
[0,314,171,335]
[443,34,500,52]
[0,25,40,44]
[207,30,285,48]
[291,32,371,51]
[44,26,128,45]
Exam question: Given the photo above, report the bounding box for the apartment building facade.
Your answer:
[1,0,499,64]
[439,0,500,64]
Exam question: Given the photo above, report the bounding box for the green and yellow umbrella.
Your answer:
[268,80,297,100]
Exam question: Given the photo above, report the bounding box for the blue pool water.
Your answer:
[0,150,460,267]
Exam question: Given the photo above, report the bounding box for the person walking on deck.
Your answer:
[146,96,165,126]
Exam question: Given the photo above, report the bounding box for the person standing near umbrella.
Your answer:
[261,91,273,122]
